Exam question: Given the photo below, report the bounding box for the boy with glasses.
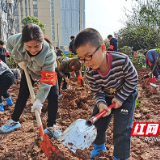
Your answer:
[74,28,138,160]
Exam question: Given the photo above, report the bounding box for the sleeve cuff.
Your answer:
[114,94,126,104]
[96,101,108,108]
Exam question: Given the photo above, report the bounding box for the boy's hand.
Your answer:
[98,103,111,117]
[112,98,122,109]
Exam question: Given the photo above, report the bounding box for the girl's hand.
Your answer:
[112,98,122,109]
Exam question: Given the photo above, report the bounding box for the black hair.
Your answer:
[70,36,75,39]
[44,34,54,46]
[107,35,113,38]
[56,47,59,49]
[74,28,103,50]
[69,57,81,71]
[22,23,44,43]
[144,51,148,56]
[0,40,4,45]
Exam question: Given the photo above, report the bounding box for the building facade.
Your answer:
[0,0,18,42]
[15,0,52,41]
[14,0,85,50]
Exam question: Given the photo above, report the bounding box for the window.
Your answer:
[33,1,37,5]
[33,9,37,12]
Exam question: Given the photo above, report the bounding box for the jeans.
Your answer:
[91,87,138,159]
[12,71,59,127]
[0,71,14,103]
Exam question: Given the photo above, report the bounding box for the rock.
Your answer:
[19,117,25,123]
[135,113,142,119]
[142,108,149,115]
[70,112,77,118]
[145,114,150,119]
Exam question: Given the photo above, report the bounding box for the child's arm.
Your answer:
[86,70,107,107]
[114,56,138,104]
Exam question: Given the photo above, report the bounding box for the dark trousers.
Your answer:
[150,62,160,78]
[56,70,61,95]
[0,71,14,103]
[58,73,70,90]
[92,87,138,159]
[12,72,59,127]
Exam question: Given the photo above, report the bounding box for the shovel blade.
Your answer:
[58,119,97,153]
[40,134,60,157]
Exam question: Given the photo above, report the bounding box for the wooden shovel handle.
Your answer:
[88,103,115,125]
[23,65,43,130]
[24,65,59,157]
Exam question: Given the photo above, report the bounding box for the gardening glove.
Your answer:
[18,61,26,70]
[31,99,43,114]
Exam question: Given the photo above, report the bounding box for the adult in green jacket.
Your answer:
[0,23,62,138]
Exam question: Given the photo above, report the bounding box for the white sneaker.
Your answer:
[0,119,21,133]
[44,124,62,139]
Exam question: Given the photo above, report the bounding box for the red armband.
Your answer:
[148,59,152,66]
[69,48,72,51]
[77,73,84,84]
[40,71,57,85]
[6,52,9,57]
[109,45,114,50]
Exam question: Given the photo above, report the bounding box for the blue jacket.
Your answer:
[108,38,118,52]
[147,49,158,64]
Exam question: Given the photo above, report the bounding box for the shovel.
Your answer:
[23,65,60,157]
[58,103,115,153]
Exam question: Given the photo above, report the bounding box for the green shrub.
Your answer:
[136,98,142,107]
[119,46,145,69]
[119,46,132,57]
[130,53,145,69]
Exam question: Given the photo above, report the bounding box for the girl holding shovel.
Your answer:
[0,23,62,138]
[58,56,85,94]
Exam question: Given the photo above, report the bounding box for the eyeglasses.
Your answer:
[79,45,101,63]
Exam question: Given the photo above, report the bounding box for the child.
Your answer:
[11,68,21,85]
[74,28,138,160]
[58,56,84,92]
[0,60,14,111]
[0,39,10,63]
[0,23,62,138]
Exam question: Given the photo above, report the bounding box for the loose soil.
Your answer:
[0,69,160,160]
